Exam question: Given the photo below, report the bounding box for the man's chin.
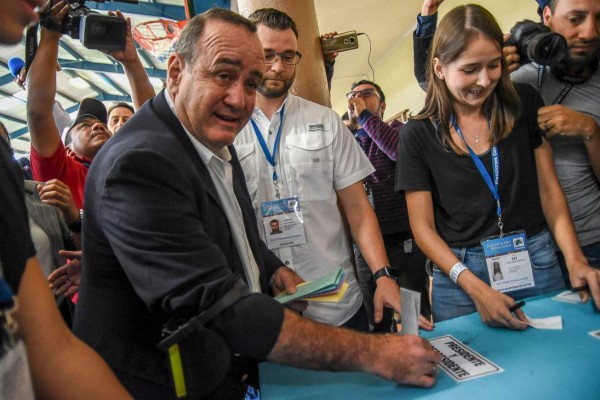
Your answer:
[565,48,599,66]
[258,85,287,99]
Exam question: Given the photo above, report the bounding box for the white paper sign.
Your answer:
[588,330,600,340]
[553,290,582,304]
[429,335,503,381]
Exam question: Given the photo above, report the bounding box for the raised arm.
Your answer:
[105,11,155,109]
[413,0,442,90]
[26,25,64,157]
[358,111,402,160]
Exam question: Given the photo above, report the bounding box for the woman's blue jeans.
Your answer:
[432,229,565,322]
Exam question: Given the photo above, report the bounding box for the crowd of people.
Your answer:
[0,0,599,398]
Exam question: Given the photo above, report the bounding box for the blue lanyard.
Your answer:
[250,106,285,182]
[451,116,504,235]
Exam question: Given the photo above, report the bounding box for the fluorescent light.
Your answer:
[13,90,27,101]
[69,77,90,89]
[0,97,22,110]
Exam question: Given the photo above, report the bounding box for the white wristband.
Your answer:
[449,262,468,285]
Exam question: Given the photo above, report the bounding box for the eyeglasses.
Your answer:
[346,88,380,100]
[264,51,302,65]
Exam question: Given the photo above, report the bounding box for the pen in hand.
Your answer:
[571,284,589,292]
[509,300,525,313]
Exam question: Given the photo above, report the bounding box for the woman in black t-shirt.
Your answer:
[396,4,600,327]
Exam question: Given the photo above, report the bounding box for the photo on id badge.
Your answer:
[261,197,307,250]
[481,231,534,293]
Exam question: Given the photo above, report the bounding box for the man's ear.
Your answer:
[542,5,552,26]
[167,53,184,96]
[380,102,386,119]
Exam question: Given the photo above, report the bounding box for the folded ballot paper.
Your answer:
[275,268,348,304]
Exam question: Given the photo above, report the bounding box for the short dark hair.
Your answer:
[107,102,134,117]
[247,8,299,38]
[176,8,257,65]
[350,80,386,103]
[0,120,10,145]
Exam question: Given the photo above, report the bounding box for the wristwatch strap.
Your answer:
[372,266,394,282]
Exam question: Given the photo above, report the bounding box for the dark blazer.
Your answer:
[73,91,285,398]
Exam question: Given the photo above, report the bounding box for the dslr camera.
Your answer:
[40,0,135,50]
[508,20,567,66]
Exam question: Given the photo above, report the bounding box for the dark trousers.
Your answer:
[354,232,431,332]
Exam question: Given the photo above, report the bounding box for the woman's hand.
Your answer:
[468,280,528,329]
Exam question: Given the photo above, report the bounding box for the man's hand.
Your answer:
[15,66,27,90]
[503,34,521,73]
[320,31,339,63]
[347,96,367,120]
[538,105,600,139]
[48,250,82,297]
[374,277,434,331]
[270,266,307,312]
[103,11,138,65]
[421,0,444,16]
[368,334,441,387]
[568,260,600,310]
[37,179,79,224]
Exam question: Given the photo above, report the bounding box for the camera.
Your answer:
[40,0,134,51]
[321,31,359,54]
[508,20,567,66]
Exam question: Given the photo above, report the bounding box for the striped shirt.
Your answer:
[354,110,410,234]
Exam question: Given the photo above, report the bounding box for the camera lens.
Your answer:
[527,32,567,66]
[349,37,356,44]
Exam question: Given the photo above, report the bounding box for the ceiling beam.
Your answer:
[86,1,187,21]
[58,59,166,79]
[0,112,27,125]
[99,73,129,97]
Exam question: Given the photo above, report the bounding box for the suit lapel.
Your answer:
[150,91,224,211]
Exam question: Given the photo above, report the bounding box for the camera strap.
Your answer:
[540,60,600,104]
[537,65,572,105]
[24,24,38,75]
[158,279,250,351]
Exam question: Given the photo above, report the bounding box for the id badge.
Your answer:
[0,341,35,400]
[480,230,535,293]
[261,196,307,250]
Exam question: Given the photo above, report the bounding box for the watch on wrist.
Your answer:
[66,209,83,233]
[372,266,395,282]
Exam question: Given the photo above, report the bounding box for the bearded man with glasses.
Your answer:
[234,8,435,332]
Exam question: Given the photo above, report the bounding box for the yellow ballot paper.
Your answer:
[275,268,347,304]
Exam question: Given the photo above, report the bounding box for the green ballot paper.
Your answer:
[275,268,347,304]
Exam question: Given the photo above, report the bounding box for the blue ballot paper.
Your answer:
[274,268,346,304]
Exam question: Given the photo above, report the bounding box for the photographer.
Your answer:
[510,0,600,276]
[27,1,154,209]
[412,0,600,281]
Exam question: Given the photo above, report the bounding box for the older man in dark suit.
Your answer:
[73,8,440,400]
